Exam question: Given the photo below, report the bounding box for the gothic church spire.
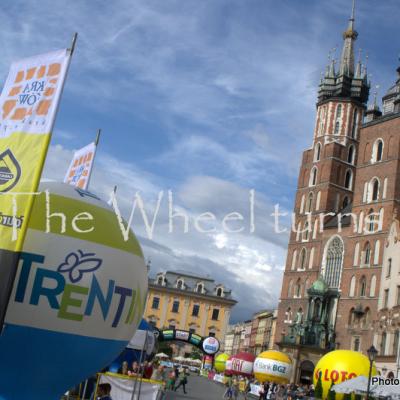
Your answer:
[339,0,358,77]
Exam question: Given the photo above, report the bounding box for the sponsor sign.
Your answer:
[202,336,220,355]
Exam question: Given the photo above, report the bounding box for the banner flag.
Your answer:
[64,141,97,190]
[0,48,72,326]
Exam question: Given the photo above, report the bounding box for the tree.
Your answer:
[327,382,336,400]
[315,371,323,399]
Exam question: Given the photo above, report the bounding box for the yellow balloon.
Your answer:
[254,350,292,384]
[313,350,377,400]
[215,353,230,373]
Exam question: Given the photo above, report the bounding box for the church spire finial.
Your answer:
[339,0,358,77]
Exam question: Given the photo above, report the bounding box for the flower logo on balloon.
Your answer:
[57,250,102,283]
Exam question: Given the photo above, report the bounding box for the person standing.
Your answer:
[96,383,112,400]
[174,367,188,394]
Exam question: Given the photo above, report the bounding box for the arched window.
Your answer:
[348,145,355,164]
[314,143,321,162]
[363,242,371,266]
[285,307,292,323]
[334,121,340,135]
[348,308,355,327]
[177,279,184,289]
[371,179,380,201]
[302,222,310,241]
[322,236,344,288]
[299,248,307,270]
[342,196,349,209]
[362,308,370,328]
[196,283,204,293]
[309,167,318,186]
[372,139,384,163]
[351,109,358,138]
[367,209,376,233]
[383,178,388,199]
[216,287,223,297]
[345,169,353,190]
[360,276,367,297]
[157,276,164,285]
[295,279,302,298]
[319,106,326,135]
[306,192,314,213]
[336,104,342,118]
[349,276,356,297]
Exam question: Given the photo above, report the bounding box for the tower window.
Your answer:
[306,192,314,213]
[299,248,307,270]
[344,170,353,190]
[360,277,366,297]
[336,104,342,118]
[387,258,392,278]
[314,143,321,162]
[372,179,379,201]
[323,236,344,288]
[309,167,318,186]
[363,242,371,265]
[347,145,355,164]
[172,300,180,313]
[351,109,358,138]
[334,121,340,135]
[372,139,384,163]
[342,196,349,209]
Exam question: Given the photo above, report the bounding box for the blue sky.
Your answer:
[2,0,400,322]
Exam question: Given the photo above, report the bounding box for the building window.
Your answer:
[384,289,389,308]
[309,167,318,187]
[353,337,360,352]
[348,145,355,164]
[295,279,302,298]
[189,328,196,334]
[212,309,220,321]
[169,324,176,330]
[299,248,307,270]
[172,300,180,313]
[157,276,164,285]
[393,331,400,356]
[397,286,400,306]
[306,192,314,213]
[345,170,353,190]
[351,109,358,138]
[342,196,349,209]
[314,143,321,162]
[381,332,387,355]
[176,279,184,290]
[302,222,310,241]
[334,121,340,135]
[387,258,392,278]
[192,304,200,317]
[363,242,371,266]
[372,139,384,163]
[284,307,292,323]
[196,283,204,293]
[209,331,216,337]
[322,236,344,288]
[360,277,366,297]
[151,297,160,309]
[216,287,223,297]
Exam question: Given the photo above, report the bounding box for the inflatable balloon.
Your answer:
[254,350,292,384]
[215,353,230,373]
[228,352,255,377]
[0,183,148,400]
[313,350,377,400]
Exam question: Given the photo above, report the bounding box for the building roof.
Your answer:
[149,269,235,301]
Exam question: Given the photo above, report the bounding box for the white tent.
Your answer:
[127,329,156,356]
[332,375,369,394]
[155,352,169,359]
[372,383,400,399]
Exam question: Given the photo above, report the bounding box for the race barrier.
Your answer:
[99,373,162,400]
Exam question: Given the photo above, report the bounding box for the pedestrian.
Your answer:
[97,383,112,400]
[117,361,129,375]
[128,361,139,376]
[174,367,188,394]
[166,369,176,390]
[243,378,251,400]
[151,365,166,382]
[142,361,153,380]
[223,382,233,399]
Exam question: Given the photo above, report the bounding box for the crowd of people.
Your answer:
[221,376,315,400]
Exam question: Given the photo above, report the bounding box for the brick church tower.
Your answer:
[275,1,400,383]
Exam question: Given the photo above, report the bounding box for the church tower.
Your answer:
[275,0,373,383]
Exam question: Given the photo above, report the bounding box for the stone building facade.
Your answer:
[275,3,400,383]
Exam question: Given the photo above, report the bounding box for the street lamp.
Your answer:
[366,345,378,400]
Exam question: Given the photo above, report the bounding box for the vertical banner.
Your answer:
[64,141,97,190]
[0,48,72,326]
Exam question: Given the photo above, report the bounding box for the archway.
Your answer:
[299,360,315,384]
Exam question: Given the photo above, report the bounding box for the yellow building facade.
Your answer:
[144,271,237,346]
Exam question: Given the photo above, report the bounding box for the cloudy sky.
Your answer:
[2,0,400,322]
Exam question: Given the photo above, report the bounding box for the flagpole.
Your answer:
[85,128,101,191]
[0,33,78,331]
